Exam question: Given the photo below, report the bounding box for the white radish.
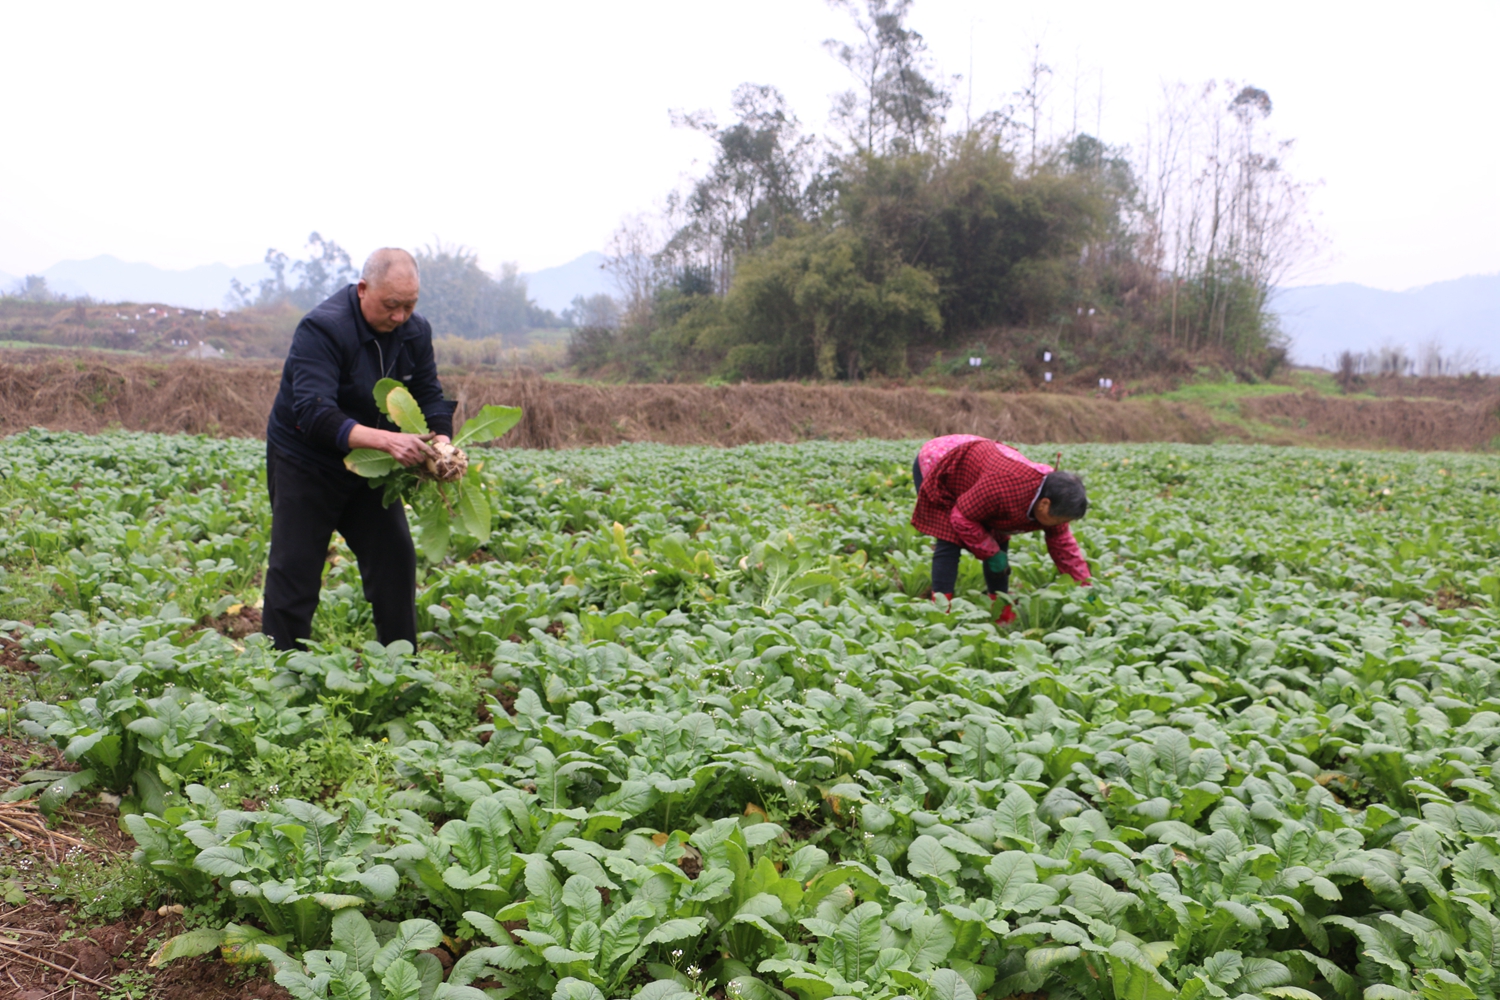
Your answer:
[423,440,469,482]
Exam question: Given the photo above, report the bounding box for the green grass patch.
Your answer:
[0,339,147,355]
[46,848,160,925]
[0,564,65,623]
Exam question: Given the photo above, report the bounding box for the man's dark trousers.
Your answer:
[262,445,417,650]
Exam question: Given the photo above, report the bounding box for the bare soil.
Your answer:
[0,734,288,999]
[200,605,263,639]
[0,632,30,673]
[0,900,290,1000]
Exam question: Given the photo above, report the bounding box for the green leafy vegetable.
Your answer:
[339,381,521,562]
[5,431,1500,999]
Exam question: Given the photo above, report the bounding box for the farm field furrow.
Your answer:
[2,430,1499,1000]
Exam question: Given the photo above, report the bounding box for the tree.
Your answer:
[13,275,64,303]
[1134,80,1318,358]
[605,214,672,328]
[661,84,820,296]
[569,14,1318,383]
[835,135,1107,332]
[1014,44,1053,170]
[711,227,941,381]
[562,294,622,330]
[825,0,951,155]
[564,293,623,371]
[413,243,541,338]
[289,232,357,309]
[228,232,356,310]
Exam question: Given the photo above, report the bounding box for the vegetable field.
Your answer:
[3,430,1500,1000]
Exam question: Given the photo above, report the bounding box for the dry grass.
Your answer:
[443,378,1221,449]
[1242,391,1500,452]
[0,358,282,437]
[431,336,566,371]
[1357,373,1500,403]
[1,357,1496,451]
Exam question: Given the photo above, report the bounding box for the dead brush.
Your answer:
[3,357,1498,452]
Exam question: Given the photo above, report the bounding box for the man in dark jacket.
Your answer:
[262,248,453,651]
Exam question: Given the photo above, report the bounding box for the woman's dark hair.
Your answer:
[1040,471,1088,519]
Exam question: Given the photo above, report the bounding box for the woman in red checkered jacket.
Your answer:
[910,435,1091,621]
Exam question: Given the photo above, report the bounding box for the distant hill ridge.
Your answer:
[8,254,1496,371]
[4,252,615,316]
[522,252,612,314]
[1272,273,1499,371]
[3,255,274,310]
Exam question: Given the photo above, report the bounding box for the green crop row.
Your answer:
[2,430,1499,1000]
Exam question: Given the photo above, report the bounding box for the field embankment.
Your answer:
[1239,392,1500,452]
[1,356,1497,451]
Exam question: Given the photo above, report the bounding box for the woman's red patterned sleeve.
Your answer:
[1044,524,1091,583]
[950,509,1000,557]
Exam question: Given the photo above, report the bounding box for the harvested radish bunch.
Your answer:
[342,378,521,560]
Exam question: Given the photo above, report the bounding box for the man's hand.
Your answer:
[347,425,437,467]
[385,432,437,467]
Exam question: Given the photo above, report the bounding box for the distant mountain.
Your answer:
[522,252,613,314]
[13,250,617,315]
[38,255,272,309]
[1272,274,1500,372]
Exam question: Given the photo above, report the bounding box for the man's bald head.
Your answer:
[357,248,420,333]
[361,248,420,288]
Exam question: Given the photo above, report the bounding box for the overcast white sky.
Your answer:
[2,0,1495,291]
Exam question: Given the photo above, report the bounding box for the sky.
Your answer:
[2,0,1496,291]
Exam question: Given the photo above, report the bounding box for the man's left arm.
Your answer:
[406,324,455,440]
[1043,524,1091,584]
